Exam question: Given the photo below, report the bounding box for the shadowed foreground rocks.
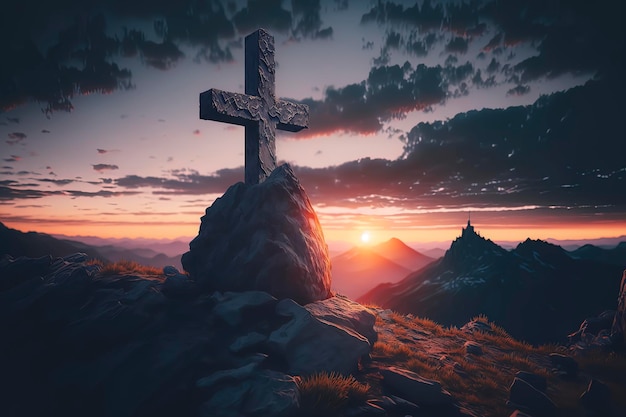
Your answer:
[182,164,332,305]
[0,253,373,417]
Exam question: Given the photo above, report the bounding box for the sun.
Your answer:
[360,231,371,244]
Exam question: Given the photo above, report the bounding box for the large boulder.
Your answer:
[182,164,332,305]
[380,366,454,407]
[268,298,372,375]
[611,270,626,345]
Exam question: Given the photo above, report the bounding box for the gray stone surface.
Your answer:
[212,291,277,326]
[242,370,300,417]
[515,371,547,392]
[380,366,454,406]
[0,248,376,416]
[230,332,267,353]
[508,377,556,416]
[579,379,611,413]
[200,29,308,185]
[549,353,578,378]
[304,294,377,345]
[268,298,371,375]
[182,164,332,305]
[611,270,626,345]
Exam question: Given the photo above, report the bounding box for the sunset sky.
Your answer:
[1,0,625,247]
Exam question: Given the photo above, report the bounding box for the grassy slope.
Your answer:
[364,308,626,417]
[89,261,626,417]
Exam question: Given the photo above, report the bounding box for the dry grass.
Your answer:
[87,259,163,276]
[370,310,582,417]
[297,372,370,416]
[372,340,413,361]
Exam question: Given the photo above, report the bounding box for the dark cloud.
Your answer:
[115,168,241,194]
[0,0,334,113]
[471,70,496,89]
[486,58,500,74]
[361,0,625,98]
[122,30,185,70]
[361,0,445,33]
[397,77,626,208]
[6,132,27,145]
[443,62,473,85]
[92,164,119,172]
[108,76,624,212]
[445,37,468,54]
[7,117,20,124]
[506,85,530,96]
[97,149,108,154]
[482,33,502,52]
[0,186,56,200]
[292,0,333,40]
[65,190,140,198]
[37,178,76,186]
[41,129,50,133]
[295,61,462,136]
[193,129,201,135]
[4,155,21,162]
[233,0,292,34]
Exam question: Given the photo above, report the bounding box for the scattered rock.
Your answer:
[380,366,454,407]
[569,310,616,349]
[579,379,611,413]
[163,265,180,276]
[464,340,483,355]
[199,367,300,417]
[515,371,547,392]
[549,353,578,378]
[196,360,261,389]
[212,291,277,326]
[304,294,377,345]
[508,377,556,416]
[230,331,267,353]
[611,270,626,346]
[268,298,371,375]
[162,271,196,298]
[241,370,300,417]
[182,164,332,305]
[387,395,421,413]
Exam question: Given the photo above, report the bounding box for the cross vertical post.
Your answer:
[199,29,309,185]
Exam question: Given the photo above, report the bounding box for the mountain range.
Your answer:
[331,238,433,299]
[359,221,625,344]
[0,222,183,271]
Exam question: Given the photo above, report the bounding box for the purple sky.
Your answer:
[1,0,624,245]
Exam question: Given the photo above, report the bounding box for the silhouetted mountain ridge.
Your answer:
[331,238,433,299]
[359,222,623,344]
[0,222,183,270]
[0,222,107,261]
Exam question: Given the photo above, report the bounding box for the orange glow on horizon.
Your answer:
[3,217,626,247]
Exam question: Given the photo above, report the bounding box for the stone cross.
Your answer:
[200,29,309,184]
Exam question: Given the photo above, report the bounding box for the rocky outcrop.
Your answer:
[182,164,332,305]
[268,298,372,375]
[0,253,374,417]
[380,366,454,407]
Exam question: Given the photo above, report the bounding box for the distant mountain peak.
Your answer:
[444,221,506,268]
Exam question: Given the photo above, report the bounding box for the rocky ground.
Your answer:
[1,253,625,417]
